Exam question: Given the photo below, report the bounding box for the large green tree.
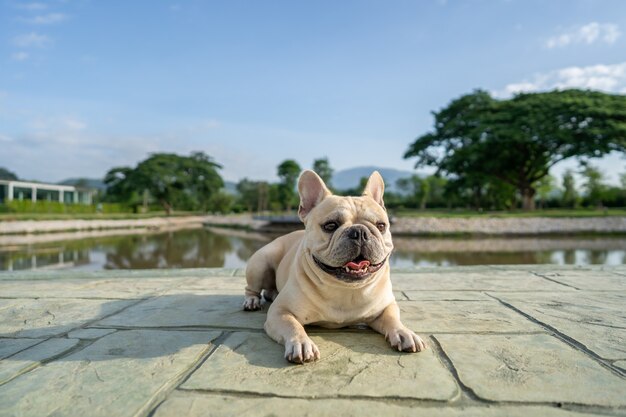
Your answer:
[534,174,556,209]
[0,167,18,181]
[561,169,579,208]
[277,159,301,211]
[404,89,626,210]
[103,152,223,214]
[312,157,334,188]
[103,167,136,202]
[396,175,447,209]
[580,163,607,208]
[236,178,270,212]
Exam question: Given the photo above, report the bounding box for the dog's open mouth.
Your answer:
[313,255,386,281]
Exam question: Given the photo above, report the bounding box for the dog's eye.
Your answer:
[376,222,386,233]
[322,222,338,232]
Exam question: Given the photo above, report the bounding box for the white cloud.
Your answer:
[21,13,67,25]
[11,51,30,61]
[0,134,14,142]
[545,22,621,48]
[495,62,626,97]
[63,118,87,131]
[496,63,626,185]
[28,116,88,135]
[15,2,48,11]
[0,126,209,181]
[191,119,220,131]
[12,32,51,48]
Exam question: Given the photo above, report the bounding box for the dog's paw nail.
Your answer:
[242,296,262,311]
[388,328,426,354]
[285,338,319,364]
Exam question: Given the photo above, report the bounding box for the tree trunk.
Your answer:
[419,196,427,210]
[521,187,536,211]
[142,189,149,214]
[161,200,173,216]
[473,186,482,210]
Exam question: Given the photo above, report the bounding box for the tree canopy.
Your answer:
[103,152,223,214]
[0,167,18,181]
[276,159,301,210]
[312,157,334,188]
[236,178,270,212]
[404,89,626,210]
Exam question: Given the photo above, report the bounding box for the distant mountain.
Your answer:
[223,180,238,195]
[332,166,418,194]
[58,178,106,191]
[59,178,239,194]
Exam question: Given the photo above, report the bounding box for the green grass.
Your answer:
[393,208,626,218]
[3,208,626,222]
[0,211,206,221]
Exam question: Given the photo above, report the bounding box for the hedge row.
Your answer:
[0,201,128,214]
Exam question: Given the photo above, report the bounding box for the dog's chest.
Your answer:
[306,290,392,327]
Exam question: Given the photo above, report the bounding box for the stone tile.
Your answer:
[391,266,494,274]
[399,300,539,333]
[95,292,265,330]
[488,265,552,271]
[0,278,175,299]
[194,268,237,277]
[167,282,408,302]
[182,331,458,400]
[534,270,626,291]
[232,268,246,277]
[391,271,571,292]
[436,334,626,406]
[51,278,177,297]
[402,291,490,301]
[154,393,601,417]
[393,290,408,300]
[0,338,42,360]
[0,298,135,338]
[0,268,236,281]
[67,328,116,339]
[491,292,626,360]
[0,338,79,384]
[613,267,626,276]
[171,276,245,292]
[0,330,221,417]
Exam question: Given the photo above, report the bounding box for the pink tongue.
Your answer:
[345,260,370,270]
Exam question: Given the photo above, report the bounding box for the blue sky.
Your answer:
[1,0,625,185]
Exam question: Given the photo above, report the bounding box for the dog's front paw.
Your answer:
[243,295,262,311]
[386,327,428,352]
[284,337,321,364]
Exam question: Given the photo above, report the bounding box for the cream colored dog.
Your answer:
[243,170,427,363]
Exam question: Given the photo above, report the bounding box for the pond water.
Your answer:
[0,226,625,272]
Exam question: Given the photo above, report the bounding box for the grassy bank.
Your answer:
[0,211,206,221]
[394,208,626,218]
[3,208,626,222]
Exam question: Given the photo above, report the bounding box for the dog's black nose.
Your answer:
[347,225,369,241]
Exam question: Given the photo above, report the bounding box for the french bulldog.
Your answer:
[243,170,427,363]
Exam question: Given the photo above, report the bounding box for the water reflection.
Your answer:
[0,227,625,272]
[390,236,626,267]
[0,228,268,272]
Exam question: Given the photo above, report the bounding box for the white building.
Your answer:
[0,180,96,205]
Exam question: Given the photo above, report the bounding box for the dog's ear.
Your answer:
[298,170,332,221]
[362,171,385,208]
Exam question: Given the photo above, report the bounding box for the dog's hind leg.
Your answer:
[243,247,277,311]
[262,289,279,302]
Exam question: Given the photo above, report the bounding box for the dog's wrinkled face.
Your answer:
[298,171,393,283]
[307,196,393,282]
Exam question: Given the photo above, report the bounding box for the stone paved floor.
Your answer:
[0,265,625,416]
